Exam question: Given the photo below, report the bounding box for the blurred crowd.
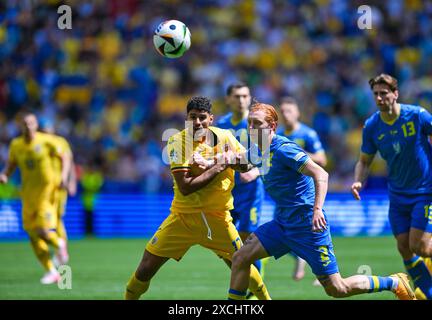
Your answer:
[1,0,432,193]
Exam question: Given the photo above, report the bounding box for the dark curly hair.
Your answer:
[186,96,212,114]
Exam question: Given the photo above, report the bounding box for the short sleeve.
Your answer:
[419,108,432,135]
[305,130,324,153]
[167,134,191,173]
[46,135,64,157]
[278,143,310,172]
[360,122,377,155]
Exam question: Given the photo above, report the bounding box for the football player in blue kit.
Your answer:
[217,82,265,281]
[278,96,327,282]
[227,102,415,300]
[351,74,432,300]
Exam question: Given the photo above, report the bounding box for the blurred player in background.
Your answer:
[39,118,77,265]
[0,112,70,284]
[351,74,432,300]
[278,97,327,283]
[216,82,266,293]
[228,103,415,300]
[125,96,270,300]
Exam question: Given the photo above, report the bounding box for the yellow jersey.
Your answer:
[9,132,65,198]
[167,126,245,214]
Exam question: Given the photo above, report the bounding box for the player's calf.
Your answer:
[319,276,350,298]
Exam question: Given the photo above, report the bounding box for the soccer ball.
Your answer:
[153,20,191,58]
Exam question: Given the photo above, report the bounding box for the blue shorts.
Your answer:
[389,193,432,236]
[254,208,339,276]
[231,194,262,234]
[231,205,261,233]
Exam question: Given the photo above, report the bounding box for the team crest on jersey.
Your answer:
[392,142,401,154]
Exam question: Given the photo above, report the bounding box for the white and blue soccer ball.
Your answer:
[153,20,191,58]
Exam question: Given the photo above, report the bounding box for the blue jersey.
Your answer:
[260,134,315,221]
[277,122,324,154]
[216,113,264,214]
[361,104,432,195]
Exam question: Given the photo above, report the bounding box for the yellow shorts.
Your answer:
[146,211,243,261]
[22,185,57,231]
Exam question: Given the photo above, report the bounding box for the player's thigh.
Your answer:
[201,213,243,261]
[235,233,269,263]
[22,195,57,232]
[145,213,199,261]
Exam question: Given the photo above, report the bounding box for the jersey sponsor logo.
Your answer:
[294,152,306,162]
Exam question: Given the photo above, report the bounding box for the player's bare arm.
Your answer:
[229,151,255,174]
[173,160,229,196]
[351,152,375,200]
[300,159,329,232]
[307,151,327,168]
[192,149,254,174]
[59,152,72,189]
[0,160,17,184]
[68,160,77,196]
[239,167,260,183]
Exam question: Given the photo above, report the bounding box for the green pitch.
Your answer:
[0,237,403,300]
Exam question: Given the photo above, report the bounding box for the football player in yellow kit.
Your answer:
[0,112,70,284]
[124,96,270,300]
[39,118,77,266]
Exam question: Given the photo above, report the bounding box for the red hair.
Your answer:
[250,103,278,127]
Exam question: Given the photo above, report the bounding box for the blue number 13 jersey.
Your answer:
[361,104,432,195]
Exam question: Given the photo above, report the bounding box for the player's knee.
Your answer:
[232,250,252,269]
[323,282,349,298]
[35,228,48,240]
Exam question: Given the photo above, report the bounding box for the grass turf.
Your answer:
[0,236,403,300]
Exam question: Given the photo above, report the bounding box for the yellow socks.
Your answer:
[30,237,55,271]
[248,264,271,300]
[125,273,150,300]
